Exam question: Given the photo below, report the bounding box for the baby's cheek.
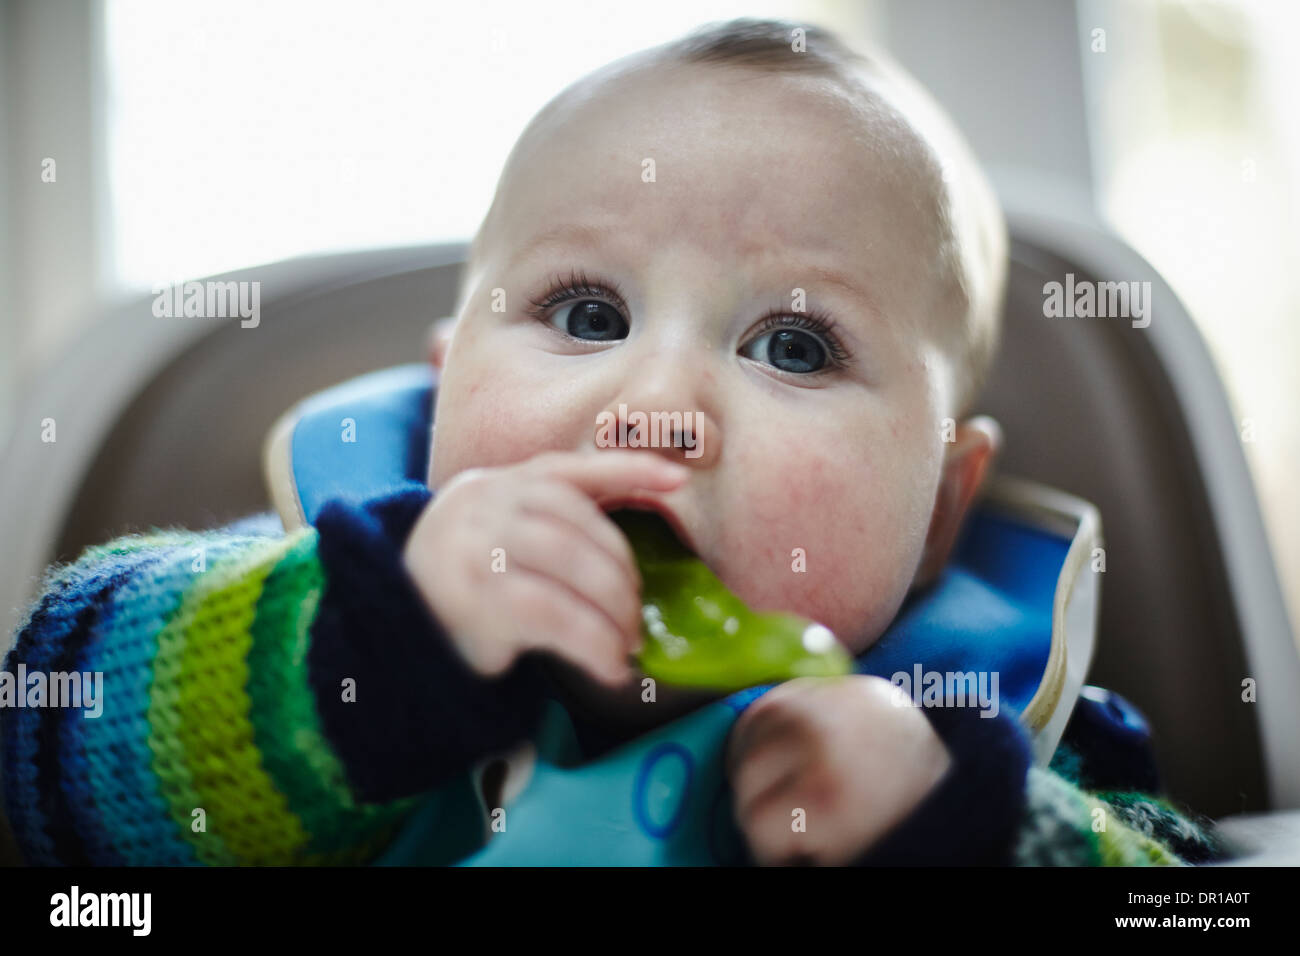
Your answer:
[722,442,923,653]
[432,370,565,481]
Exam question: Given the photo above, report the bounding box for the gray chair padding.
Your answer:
[984,237,1266,817]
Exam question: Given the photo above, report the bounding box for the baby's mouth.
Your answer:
[607,507,852,691]
[604,503,698,560]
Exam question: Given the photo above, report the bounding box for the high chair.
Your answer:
[2,192,1296,863]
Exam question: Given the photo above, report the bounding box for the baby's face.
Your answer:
[430,62,956,657]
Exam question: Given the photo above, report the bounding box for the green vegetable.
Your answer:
[613,510,852,691]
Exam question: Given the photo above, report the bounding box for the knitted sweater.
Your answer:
[0,481,1226,866]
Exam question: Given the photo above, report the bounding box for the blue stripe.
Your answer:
[3,555,138,864]
[69,537,257,865]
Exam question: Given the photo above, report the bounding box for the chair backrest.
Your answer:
[2,209,1295,819]
[983,208,1296,817]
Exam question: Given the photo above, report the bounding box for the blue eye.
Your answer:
[740,313,848,375]
[746,327,826,373]
[526,270,630,342]
[550,299,629,341]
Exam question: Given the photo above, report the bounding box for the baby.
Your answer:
[1,18,1223,869]
[401,18,1007,864]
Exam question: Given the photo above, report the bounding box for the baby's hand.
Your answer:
[726,675,952,865]
[403,450,688,686]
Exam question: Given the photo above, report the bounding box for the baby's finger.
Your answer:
[748,814,824,867]
[725,695,809,779]
[739,785,819,866]
[732,737,813,825]
[518,480,641,594]
[504,569,633,686]
[507,515,642,653]
[528,450,689,503]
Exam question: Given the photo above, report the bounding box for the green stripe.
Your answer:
[149,537,304,864]
[176,534,314,863]
[147,543,246,864]
[244,529,417,862]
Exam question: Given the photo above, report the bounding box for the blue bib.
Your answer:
[262,364,1097,866]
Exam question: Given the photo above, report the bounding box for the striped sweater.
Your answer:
[0,482,1226,866]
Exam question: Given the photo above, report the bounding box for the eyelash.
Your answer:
[523,270,854,372]
[524,269,628,319]
[750,309,853,369]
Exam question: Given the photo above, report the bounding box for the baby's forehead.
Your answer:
[533,59,943,201]
[480,61,952,294]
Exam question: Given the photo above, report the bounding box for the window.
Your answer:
[103,0,840,290]
[1081,0,1300,638]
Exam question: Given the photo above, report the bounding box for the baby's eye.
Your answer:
[741,325,834,374]
[739,312,850,375]
[547,299,629,342]
[742,327,826,373]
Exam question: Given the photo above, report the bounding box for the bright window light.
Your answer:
[104,0,837,291]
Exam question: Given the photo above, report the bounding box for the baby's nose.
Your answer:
[593,402,719,467]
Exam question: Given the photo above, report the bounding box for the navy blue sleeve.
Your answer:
[853,703,1033,866]
[1051,687,1162,794]
[306,480,550,804]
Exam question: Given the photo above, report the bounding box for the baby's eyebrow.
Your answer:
[787,263,879,318]
[509,221,616,267]
[753,253,885,332]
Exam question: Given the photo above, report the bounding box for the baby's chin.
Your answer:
[538,658,723,735]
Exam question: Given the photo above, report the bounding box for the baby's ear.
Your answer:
[426,316,457,371]
[912,416,1002,589]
